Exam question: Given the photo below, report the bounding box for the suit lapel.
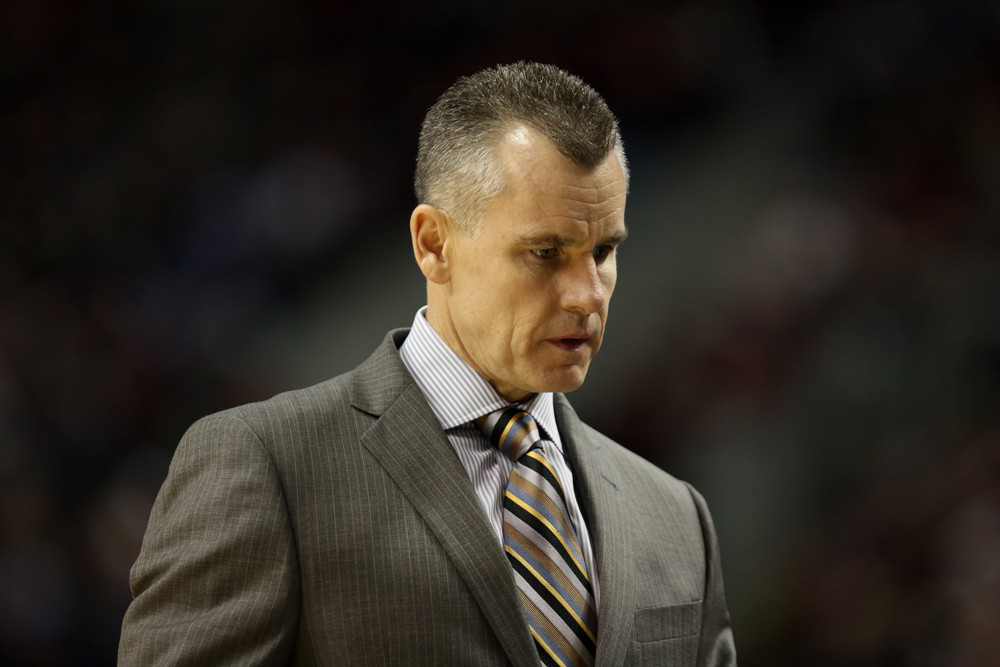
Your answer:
[351,332,538,667]
[556,395,636,667]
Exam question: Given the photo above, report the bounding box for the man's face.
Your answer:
[433,126,628,402]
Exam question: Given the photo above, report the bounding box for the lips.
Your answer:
[548,331,592,352]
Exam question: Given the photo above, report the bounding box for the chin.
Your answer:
[544,369,589,394]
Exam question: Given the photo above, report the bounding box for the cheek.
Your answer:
[602,262,618,291]
[494,307,537,354]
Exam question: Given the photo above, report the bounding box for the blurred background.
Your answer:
[3,0,999,664]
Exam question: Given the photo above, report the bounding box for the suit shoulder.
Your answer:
[575,420,692,497]
[199,372,352,428]
[180,369,366,459]
[179,331,412,463]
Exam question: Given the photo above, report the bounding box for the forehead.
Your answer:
[487,127,627,237]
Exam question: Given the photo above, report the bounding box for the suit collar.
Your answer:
[555,395,636,667]
[349,329,413,417]
[349,334,636,667]
[349,330,539,667]
[398,311,563,449]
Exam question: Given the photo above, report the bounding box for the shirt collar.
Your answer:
[399,307,562,449]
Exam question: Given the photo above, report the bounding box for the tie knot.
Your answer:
[475,407,543,462]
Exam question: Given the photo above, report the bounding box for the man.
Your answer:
[119,62,736,666]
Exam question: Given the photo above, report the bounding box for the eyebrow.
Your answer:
[516,228,629,247]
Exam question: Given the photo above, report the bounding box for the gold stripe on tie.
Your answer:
[476,407,597,667]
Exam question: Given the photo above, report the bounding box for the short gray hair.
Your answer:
[414,62,629,232]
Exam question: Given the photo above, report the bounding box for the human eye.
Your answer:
[531,247,559,260]
[593,244,616,264]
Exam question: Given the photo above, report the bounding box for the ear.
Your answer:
[410,204,453,284]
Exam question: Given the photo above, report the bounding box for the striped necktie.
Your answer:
[477,407,598,667]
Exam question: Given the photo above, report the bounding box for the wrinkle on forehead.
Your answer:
[540,185,626,211]
[533,180,627,230]
[497,127,627,224]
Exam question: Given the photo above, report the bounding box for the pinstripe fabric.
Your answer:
[479,407,597,666]
[399,308,600,608]
[120,329,736,666]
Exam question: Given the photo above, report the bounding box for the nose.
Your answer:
[559,258,608,315]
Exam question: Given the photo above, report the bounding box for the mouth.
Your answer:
[548,332,592,353]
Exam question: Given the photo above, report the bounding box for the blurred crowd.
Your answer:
[2,1,999,665]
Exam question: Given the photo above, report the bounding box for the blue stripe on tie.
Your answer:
[478,406,597,666]
[505,482,589,578]
[511,553,595,660]
[504,531,589,620]
[504,482,587,569]
[505,523,597,643]
[529,625,571,667]
[531,624,574,667]
[521,449,568,499]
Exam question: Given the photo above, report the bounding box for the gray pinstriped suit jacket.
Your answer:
[119,329,736,665]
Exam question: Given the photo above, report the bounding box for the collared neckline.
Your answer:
[399,307,563,451]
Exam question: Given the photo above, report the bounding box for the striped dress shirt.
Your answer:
[399,307,601,609]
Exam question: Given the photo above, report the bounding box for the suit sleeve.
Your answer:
[119,413,300,666]
[686,483,737,666]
